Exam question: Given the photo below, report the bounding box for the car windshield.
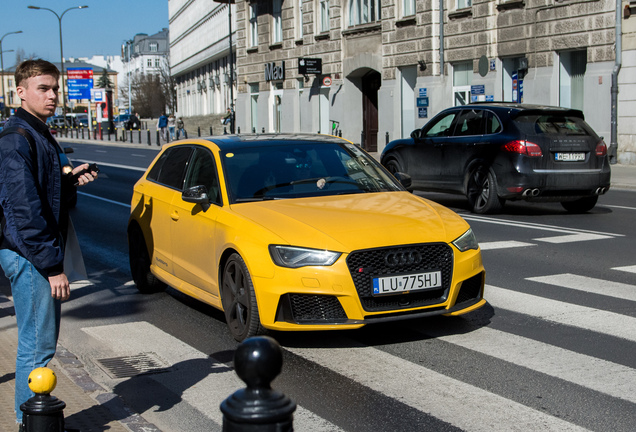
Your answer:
[222,141,403,203]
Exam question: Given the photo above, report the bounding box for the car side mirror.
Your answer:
[410,129,423,140]
[182,185,210,210]
[392,172,412,191]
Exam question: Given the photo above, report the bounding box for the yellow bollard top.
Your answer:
[27,367,57,394]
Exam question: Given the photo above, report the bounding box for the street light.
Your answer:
[0,30,22,118]
[28,5,88,122]
[213,0,235,133]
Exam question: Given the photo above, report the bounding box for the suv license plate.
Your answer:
[372,271,442,296]
[555,152,585,162]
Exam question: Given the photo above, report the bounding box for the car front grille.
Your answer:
[346,243,453,312]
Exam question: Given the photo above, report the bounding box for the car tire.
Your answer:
[467,167,504,214]
[221,253,263,342]
[561,196,598,213]
[383,155,404,175]
[128,225,166,294]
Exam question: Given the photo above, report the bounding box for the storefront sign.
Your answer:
[265,61,285,81]
[299,58,322,75]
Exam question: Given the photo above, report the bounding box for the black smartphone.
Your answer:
[72,163,99,186]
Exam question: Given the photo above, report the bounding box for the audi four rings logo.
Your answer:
[384,251,422,267]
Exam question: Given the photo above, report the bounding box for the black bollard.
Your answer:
[210,126,213,136]
[237,126,240,134]
[147,129,151,146]
[221,336,296,432]
[156,130,161,146]
[224,126,227,135]
[198,126,201,137]
[386,131,389,144]
[20,367,66,432]
[138,129,142,144]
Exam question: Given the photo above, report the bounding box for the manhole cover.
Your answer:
[96,352,170,379]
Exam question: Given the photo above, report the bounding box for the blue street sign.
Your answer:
[418,107,428,118]
[68,78,93,100]
[471,85,485,95]
[418,88,427,98]
[416,97,429,107]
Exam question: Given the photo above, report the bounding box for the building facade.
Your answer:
[169,0,237,118]
[121,28,170,114]
[230,0,634,163]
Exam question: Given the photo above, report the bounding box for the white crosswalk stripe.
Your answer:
[485,284,636,342]
[526,273,636,301]
[70,264,636,432]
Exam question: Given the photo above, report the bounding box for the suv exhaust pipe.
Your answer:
[522,188,540,197]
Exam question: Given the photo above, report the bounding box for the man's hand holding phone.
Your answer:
[71,163,99,186]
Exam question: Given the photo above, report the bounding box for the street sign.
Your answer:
[417,97,429,107]
[67,68,93,100]
[418,107,428,118]
[322,76,332,87]
[418,88,427,97]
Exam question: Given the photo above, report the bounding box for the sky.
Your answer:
[1,0,169,67]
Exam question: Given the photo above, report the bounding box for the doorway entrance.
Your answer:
[362,70,381,152]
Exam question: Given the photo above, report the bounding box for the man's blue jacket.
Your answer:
[0,108,72,276]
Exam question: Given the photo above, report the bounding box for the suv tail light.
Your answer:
[501,140,543,157]
[595,140,607,157]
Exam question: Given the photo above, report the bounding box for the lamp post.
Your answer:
[28,5,88,122]
[213,0,235,133]
[0,31,22,118]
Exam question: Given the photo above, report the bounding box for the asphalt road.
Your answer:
[29,142,636,430]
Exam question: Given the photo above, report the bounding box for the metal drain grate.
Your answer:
[96,352,170,379]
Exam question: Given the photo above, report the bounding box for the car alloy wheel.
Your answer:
[467,167,504,214]
[128,225,166,294]
[221,253,263,341]
[384,156,403,175]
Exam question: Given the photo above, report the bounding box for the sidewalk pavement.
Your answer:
[0,291,158,432]
[0,136,634,432]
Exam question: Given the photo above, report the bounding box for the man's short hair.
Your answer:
[15,59,60,87]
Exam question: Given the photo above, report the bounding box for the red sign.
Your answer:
[322,76,332,87]
[67,68,93,80]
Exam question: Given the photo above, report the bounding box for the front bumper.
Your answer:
[252,244,486,331]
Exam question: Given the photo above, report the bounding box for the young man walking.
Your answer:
[0,59,97,428]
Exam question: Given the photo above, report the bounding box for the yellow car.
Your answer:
[128,134,486,341]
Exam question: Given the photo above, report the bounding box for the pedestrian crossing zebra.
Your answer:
[60,264,636,432]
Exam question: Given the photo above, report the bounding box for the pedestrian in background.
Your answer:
[0,59,98,429]
[157,112,168,141]
[168,114,176,141]
[177,117,185,139]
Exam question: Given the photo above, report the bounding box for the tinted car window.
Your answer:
[147,146,193,190]
[515,114,593,137]
[184,147,221,204]
[424,112,457,137]
[453,109,484,136]
[485,111,503,134]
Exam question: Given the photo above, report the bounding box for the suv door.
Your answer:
[440,108,487,188]
[410,110,459,188]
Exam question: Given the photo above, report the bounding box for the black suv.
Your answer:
[381,103,611,214]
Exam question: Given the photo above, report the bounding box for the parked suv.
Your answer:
[381,103,611,214]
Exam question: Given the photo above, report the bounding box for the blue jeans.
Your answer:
[0,249,61,423]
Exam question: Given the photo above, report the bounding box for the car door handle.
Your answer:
[171,211,179,221]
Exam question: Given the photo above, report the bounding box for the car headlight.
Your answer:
[269,245,341,268]
[452,228,479,252]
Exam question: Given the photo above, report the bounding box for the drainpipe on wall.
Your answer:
[609,0,622,164]
[439,0,444,76]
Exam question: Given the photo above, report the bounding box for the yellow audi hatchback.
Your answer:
[128,134,486,341]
